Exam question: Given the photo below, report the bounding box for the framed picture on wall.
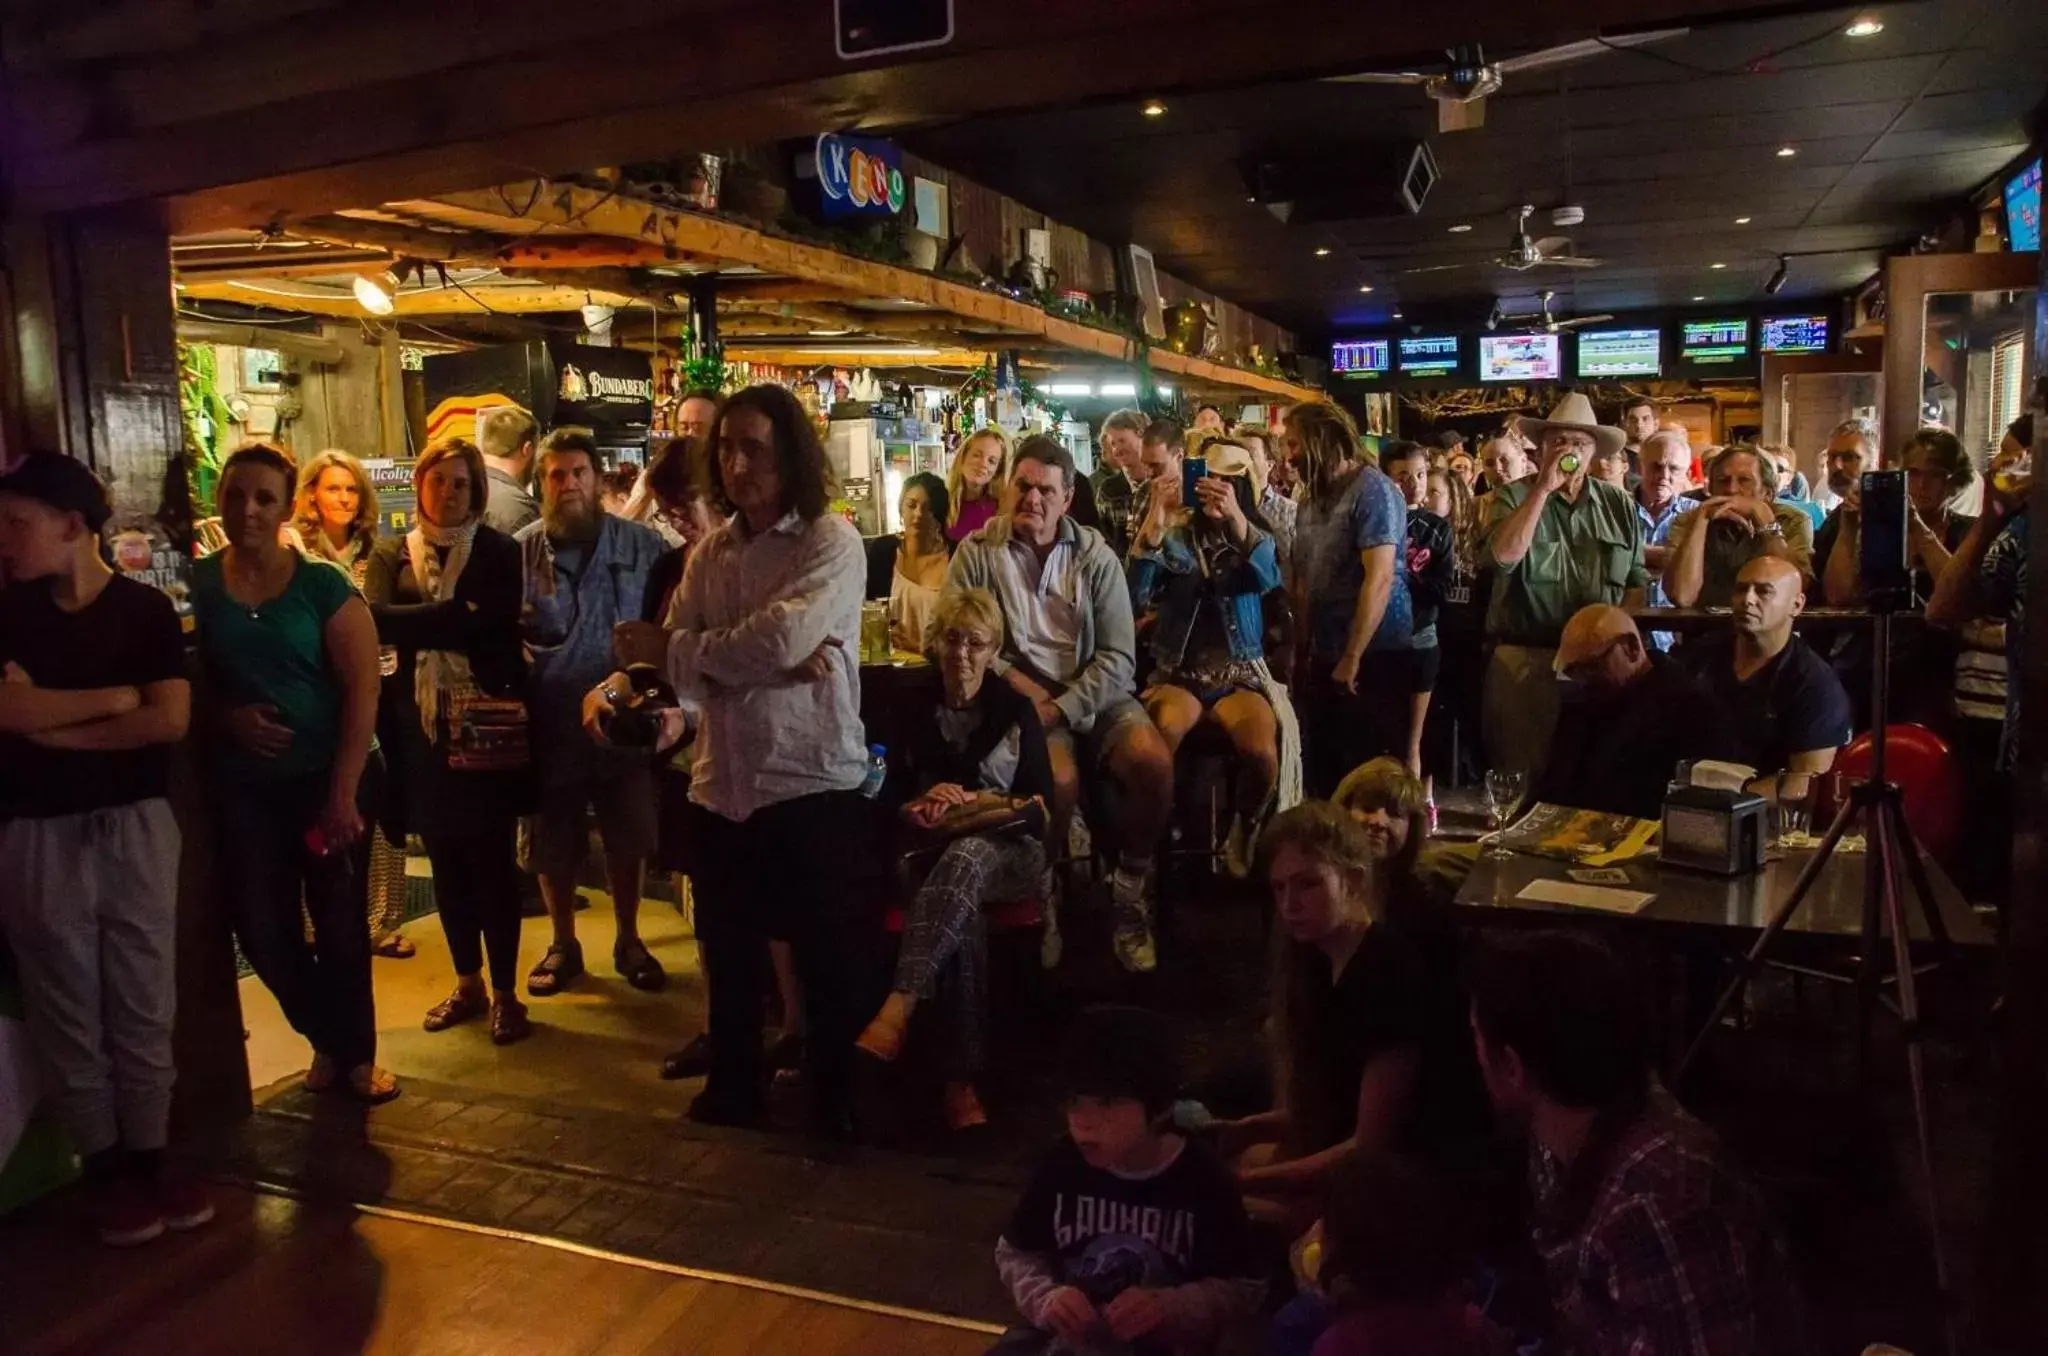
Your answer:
[1123,244,1166,340]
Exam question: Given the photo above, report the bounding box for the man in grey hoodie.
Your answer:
[946,435,1173,973]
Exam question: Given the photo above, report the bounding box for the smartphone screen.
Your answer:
[1182,456,1207,505]
[1858,468,1911,607]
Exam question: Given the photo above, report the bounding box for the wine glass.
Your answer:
[1774,771,1814,847]
[1483,768,1527,862]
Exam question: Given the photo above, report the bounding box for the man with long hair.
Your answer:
[614,385,872,1137]
[516,428,671,999]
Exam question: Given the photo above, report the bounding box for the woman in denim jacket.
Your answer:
[1129,437,1302,871]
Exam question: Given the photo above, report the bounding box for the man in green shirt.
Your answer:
[1483,393,1648,777]
[1663,446,1815,609]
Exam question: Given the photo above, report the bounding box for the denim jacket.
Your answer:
[1129,522,1281,668]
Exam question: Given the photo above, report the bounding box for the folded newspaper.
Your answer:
[1498,802,1661,865]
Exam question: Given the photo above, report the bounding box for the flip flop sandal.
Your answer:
[527,940,584,997]
[373,934,417,959]
[660,1032,713,1080]
[346,1065,402,1105]
[303,1054,338,1094]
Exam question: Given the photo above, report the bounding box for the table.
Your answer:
[1629,605,1887,639]
[1452,843,1992,953]
[858,654,934,760]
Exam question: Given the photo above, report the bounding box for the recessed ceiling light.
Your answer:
[1734,216,1753,225]
[1691,295,1707,302]
[1141,99,1167,117]
[1448,223,1473,233]
[1845,17,1884,37]
[1709,262,1727,270]
[1776,145,1798,158]
[1358,285,1375,294]
[1245,195,1257,204]
[1391,311,1404,319]
[1314,246,1332,257]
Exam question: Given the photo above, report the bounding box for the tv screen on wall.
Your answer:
[1759,315,1830,354]
[2006,158,2041,252]
[1477,332,1561,382]
[1575,327,1662,378]
[1331,338,1391,375]
[1396,333,1461,377]
[1679,318,1752,367]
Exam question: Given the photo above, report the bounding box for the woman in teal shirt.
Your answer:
[191,443,394,1103]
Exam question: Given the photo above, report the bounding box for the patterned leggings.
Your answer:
[892,833,1048,1078]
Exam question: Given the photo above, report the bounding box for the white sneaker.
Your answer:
[1039,896,1064,970]
[1067,812,1094,862]
[1110,869,1157,974]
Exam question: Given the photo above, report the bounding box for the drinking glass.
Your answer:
[1483,768,1527,862]
[1774,771,1814,846]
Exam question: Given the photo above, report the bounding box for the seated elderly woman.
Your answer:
[855,587,1054,1132]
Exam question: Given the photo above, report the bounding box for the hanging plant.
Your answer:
[177,342,235,514]
[681,336,732,394]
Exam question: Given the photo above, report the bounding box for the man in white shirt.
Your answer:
[947,436,1173,973]
[613,386,871,1139]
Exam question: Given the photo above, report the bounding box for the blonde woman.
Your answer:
[288,449,381,581]
[945,427,1011,544]
[289,448,414,961]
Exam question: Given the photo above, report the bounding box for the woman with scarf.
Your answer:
[286,448,417,960]
[365,437,536,1044]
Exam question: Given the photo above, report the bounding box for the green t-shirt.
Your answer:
[191,552,357,782]
[1484,477,1646,646]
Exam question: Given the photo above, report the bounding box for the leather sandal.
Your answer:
[490,997,532,1046]
[613,937,668,993]
[660,1033,713,1080]
[527,940,584,997]
[346,1064,401,1105]
[423,986,490,1032]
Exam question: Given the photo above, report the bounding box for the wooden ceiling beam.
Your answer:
[5,0,1791,227]
[292,214,499,261]
[721,347,995,370]
[715,280,869,305]
[172,247,392,279]
[176,278,634,318]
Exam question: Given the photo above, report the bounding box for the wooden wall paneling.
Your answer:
[948,177,1005,280]
[1048,223,1092,295]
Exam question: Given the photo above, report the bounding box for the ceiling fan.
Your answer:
[1489,290,1615,333]
[1326,32,1686,132]
[1404,205,1605,276]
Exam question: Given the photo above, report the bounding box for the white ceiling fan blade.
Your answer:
[1539,255,1605,269]
[1532,236,1573,255]
[1438,95,1487,133]
[1322,70,1431,85]
[1556,314,1618,329]
[1496,28,1688,74]
[1400,262,1481,275]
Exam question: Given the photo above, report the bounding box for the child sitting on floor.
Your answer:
[991,1005,1266,1355]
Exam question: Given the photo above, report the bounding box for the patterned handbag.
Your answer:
[444,693,532,772]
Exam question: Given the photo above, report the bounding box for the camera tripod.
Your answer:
[1673,610,1958,1356]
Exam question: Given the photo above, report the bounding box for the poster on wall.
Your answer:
[420,340,548,445]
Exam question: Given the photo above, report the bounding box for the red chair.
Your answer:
[1826,723,1963,862]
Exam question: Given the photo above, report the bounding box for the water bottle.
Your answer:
[859,744,889,799]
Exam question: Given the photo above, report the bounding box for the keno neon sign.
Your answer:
[815,133,907,218]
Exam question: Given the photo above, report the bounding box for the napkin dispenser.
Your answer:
[1661,784,1767,876]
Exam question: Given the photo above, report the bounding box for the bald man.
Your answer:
[1533,605,1720,818]
[1679,556,1852,776]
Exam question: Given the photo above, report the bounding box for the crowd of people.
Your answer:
[0,378,2032,1353]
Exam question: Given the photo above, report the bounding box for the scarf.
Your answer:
[289,522,370,588]
[406,516,480,739]
[1254,658,1305,815]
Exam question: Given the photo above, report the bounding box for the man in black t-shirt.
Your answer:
[1538,605,1723,819]
[1679,556,1852,776]
[0,454,205,1247]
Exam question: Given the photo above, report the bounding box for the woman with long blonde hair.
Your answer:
[289,449,381,581]
[1216,803,1485,1227]
[945,427,1011,544]
[288,447,413,960]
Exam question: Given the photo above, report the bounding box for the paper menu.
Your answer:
[1517,879,1656,915]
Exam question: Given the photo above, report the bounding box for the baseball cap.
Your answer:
[0,453,113,534]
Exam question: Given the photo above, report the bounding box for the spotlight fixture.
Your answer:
[1485,300,1504,331]
[1447,223,1473,233]
[1141,99,1167,117]
[1314,246,1332,257]
[1735,216,1753,225]
[1764,255,1790,295]
[352,267,401,315]
[1845,16,1883,37]
[1776,145,1798,158]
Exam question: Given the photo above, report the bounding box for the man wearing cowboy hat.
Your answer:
[1481,392,1648,778]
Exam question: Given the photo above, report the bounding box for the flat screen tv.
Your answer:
[1477,332,1561,382]
[1397,333,1461,377]
[2006,157,2041,253]
[1679,317,1752,368]
[1330,338,1391,376]
[1759,314,1830,354]
[1574,327,1662,378]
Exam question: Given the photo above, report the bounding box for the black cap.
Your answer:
[1061,1005,1181,1114]
[0,454,113,534]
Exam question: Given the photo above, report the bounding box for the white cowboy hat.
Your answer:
[1515,392,1628,460]
[1198,439,1267,501]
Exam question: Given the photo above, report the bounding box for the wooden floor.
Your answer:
[4,1185,999,1355]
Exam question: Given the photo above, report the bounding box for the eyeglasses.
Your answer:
[1558,636,1630,683]
[940,630,995,655]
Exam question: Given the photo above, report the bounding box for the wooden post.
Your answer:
[1,208,253,1136]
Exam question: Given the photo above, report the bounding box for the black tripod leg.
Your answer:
[1890,802,1953,948]
[1878,798,1959,1356]
[1675,793,1859,1086]
[1857,795,1887,1078]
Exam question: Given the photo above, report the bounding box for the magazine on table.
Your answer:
[1499,803,1660,865]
